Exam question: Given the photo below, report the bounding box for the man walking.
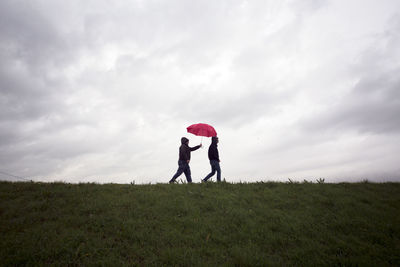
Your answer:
[202,136,221,182]
[169,137,202,184]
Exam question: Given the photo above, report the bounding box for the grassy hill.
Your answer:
[0,181,399,266]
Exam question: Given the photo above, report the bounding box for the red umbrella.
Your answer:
[187,123,217,137]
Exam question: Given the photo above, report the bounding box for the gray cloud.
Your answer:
[1,0,400,182]
[173,86,294,129]
[303,16,400,134]
[0,1,77,73]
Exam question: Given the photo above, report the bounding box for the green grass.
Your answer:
[1,181,399,266]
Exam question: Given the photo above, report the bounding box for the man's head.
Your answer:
[212,136,219,144]
[181,137,189,145]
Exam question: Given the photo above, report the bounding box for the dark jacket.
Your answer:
[208,137,219,161]
[179,137,201,161]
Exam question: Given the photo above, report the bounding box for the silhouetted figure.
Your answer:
[169,137,202,183]
[202,136,221,182]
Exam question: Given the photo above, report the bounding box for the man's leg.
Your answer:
[170,161,184,183]
[215,161,221,182]
[203,161,216,182]
[183,162,192,183]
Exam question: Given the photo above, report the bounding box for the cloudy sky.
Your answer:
[1,0,399,183]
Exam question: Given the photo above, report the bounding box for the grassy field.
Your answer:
[0,181,399,266]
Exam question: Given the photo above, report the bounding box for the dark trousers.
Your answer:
[170,160,192,183]
[203,160,221,182]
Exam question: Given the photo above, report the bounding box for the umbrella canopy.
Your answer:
[187,123,217,137]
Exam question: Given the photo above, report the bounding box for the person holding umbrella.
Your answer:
[169,137,202,184]
[202,136,221,182]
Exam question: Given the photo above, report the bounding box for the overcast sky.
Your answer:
[1,0,400,183]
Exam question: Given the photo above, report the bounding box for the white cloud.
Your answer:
[1,0,400,183]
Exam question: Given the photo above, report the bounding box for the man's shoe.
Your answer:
[169,180,175,184]
[201,179,207,183]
